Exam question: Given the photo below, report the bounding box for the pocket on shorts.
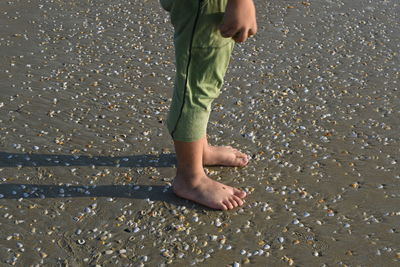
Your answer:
[192,0,233,48]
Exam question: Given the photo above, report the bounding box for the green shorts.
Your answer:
[160,0,234,142]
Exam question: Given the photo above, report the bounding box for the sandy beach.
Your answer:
[0,0,399,266]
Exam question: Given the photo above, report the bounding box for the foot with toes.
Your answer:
[172,137,249,211]
[172,172,247,211]
[203,145,249,167]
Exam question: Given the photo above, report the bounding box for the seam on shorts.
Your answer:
[171,0,203,139]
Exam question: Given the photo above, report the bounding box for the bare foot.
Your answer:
[172,173,247,210]
[203,145,249,167]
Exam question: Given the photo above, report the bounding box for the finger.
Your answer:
[233,32,247,43]
[220,27,239,38]
[248,27,257,37]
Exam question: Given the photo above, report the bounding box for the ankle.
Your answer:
[203,143,211,153]
[176,167,204,178]
[174,169,206,188]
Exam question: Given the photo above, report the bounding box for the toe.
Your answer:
[219,202,228,211]
[230,197,238,208]
[235,150,248,159]
[223,200,234,210]
[233,195,244,206]
[239,157,249,167]
[233,188,247,198]
[231,153,248,167]
[234,151,248,159]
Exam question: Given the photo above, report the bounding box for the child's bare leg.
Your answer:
[172,136,247,210]
[202,135,249,167]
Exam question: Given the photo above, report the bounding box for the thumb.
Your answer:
[219,24,237,38]
[219,23,228,34]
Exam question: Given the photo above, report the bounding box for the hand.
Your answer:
[219,0,257,43]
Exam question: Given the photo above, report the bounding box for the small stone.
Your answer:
[40,252,48,258]
[242,258,250,264]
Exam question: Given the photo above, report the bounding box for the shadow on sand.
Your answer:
[0,151,176,168]
[0,152,212,211]
[0,183,211,211]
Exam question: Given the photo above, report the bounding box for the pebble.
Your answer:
[84,207,92,213]
[40,252,48,259]
[242,258,250,264]
[105,250,113,255]
[265,186,275,193]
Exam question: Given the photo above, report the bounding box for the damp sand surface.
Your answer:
[0,0,399,266]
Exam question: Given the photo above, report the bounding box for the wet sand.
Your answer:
[0,0,399,266]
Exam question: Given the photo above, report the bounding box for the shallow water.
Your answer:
[0,0,399,266]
